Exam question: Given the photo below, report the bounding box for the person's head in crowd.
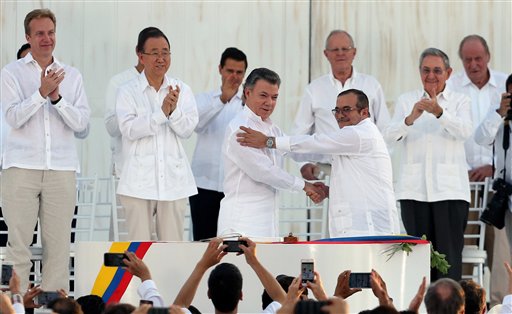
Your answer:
[458,34,491,88]
[242,67,281,121]
[17,43,31,59]
[136,27,170,81]
[418,48,452,97]
[103,303,136,314]
[507,73,512,93]
[459,279,485,314]
[424,278,465,314]
[358,305,399,314]
[75,294,105,314]
[219,47,247,97]
[323,30,356,75]
[261,274,308,310]
[207,262,243,313]
[24,9,57,61]
[333,89,370,129]
[48,297,84,314]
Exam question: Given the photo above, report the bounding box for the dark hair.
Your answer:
[220,47,248,69]
[47,297,83,314]
[103,303,136,314]
[76,294,105,314]
[506,74,512,92]
[243,68,281,91]
[419,48,450,70]
[424,278,465,314]
[135,27,169,53]
[17,43,31,60]
[338,88,370,117]
[458,34,490,59]
[359,305,400,314]
[208,263,243,312]
[24,9,56,35]
[262,275,308,310]
[459,280,485,314]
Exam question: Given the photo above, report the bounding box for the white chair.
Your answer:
[462,177,491,286]
[279,177,329,240]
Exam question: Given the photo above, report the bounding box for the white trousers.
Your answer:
[2,168,76,291]
[118,195,187,241]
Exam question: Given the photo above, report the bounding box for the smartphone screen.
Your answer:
[103,253,127,267]
[1,263,13,286]
[222,240,247,253]
[349,272,371,288]
[35,291,61,305]
[301,260,314,286]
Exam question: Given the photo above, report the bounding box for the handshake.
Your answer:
[304,181,329,203]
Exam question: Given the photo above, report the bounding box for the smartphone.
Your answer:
[349,272,371,288]
[300,259,314,287]
[1,261,13,287]
[148,307,170,314]
[103,253,128,267]
[35,291,61,305]
[140,300,154,306]
[222,240,248,253]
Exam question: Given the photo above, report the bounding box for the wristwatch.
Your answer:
[265,137,275,149]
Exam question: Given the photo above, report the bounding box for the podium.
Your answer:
[75,237,430,313]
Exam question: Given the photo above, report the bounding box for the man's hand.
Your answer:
[405,101,426,126]
[306,271,328,301]
[39,68,65,100]
[313,182,329,198]
[162,85,180,117]
[123,251,151,282]
[23,284,43,309]
[8,269,21,294]
[407,276,427,313]
[220,79,240,104]
[505,262,512,294]
[370,269,393,308]
[333,270,362,299]
[276,276,305,314]
[468,164,494,182]
[300,163,320,180]
[304,182,325,204]
[497,92,511,118]
[0,294,15,314]
[197,238,227,271]
[237,126,267,148]
[238,237,257,266]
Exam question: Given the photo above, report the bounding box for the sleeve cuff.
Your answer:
[275,136,290,151]
[137,279,157,297]
[153,110,169,124]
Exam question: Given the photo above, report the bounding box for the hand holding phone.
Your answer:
[35,291,61,305]
[1,262,13,287]
[104,253,128,267]
[222,240,248,253]
[300,259,314,287]
[349,272,371,288]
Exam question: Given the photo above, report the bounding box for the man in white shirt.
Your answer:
[189,47,247,241]
[0,9,90,291]
[104,27,159,178]
[292,30,390,180]
[384,48,472,281]
[237,89,400,237]
[447,34,509,307]
[217,68,323,238]
[116,27,198,241]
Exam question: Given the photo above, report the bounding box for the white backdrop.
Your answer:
[1,1,511,177]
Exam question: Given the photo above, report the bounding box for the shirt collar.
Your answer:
[422,85,452,101]
[24,52,62,69]
[243,105,273,126]
[461,69,498,88]
[213,87,243,101]
[328,67,358,86]
[138,70,171,92]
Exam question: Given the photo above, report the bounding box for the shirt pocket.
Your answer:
[331,202,352,234]
[436,163,461,192]
[399,163,422,193]
[166,157,187,182]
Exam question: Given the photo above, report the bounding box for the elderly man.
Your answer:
[292,30,390,180]
[237,89,399,237]
[217,68,323,238]
[0,9,90,290]
[116,27,198,241]
[189,47,247,241]
[384,48,472,281]
[447,34,509,306]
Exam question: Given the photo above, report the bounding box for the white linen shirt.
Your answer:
[276,118,399,237]
[191,87,244,192]
[474,107,512,210]
[104,66,140,177]
[383,88,472,202]
[1,53,90,171]
[218,106,305,238]
[116,71,198,201]
[447,69,507,169]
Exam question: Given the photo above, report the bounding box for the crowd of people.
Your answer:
[1,6,512,314]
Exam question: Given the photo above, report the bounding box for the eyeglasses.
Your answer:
[326,47,354,54]
[141,51,171,59]
[420,67,444,76]
[332,106,357,115]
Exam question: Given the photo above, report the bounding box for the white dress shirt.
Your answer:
[137,279,165,307]
[104,66,140,177]
[383,88,472,202]
[1,53,90,172]
[474,106,512,210]
[447,69,507,169]
[218,106,305,238]
[116,71,198,201]
[191,88,244,192]
[276,118,399,236]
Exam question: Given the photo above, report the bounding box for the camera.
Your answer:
[349,272,372,288]
[300,259,314,287]
[104,253,128,267]
[480,178,512,229]
[222,240,248,253]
